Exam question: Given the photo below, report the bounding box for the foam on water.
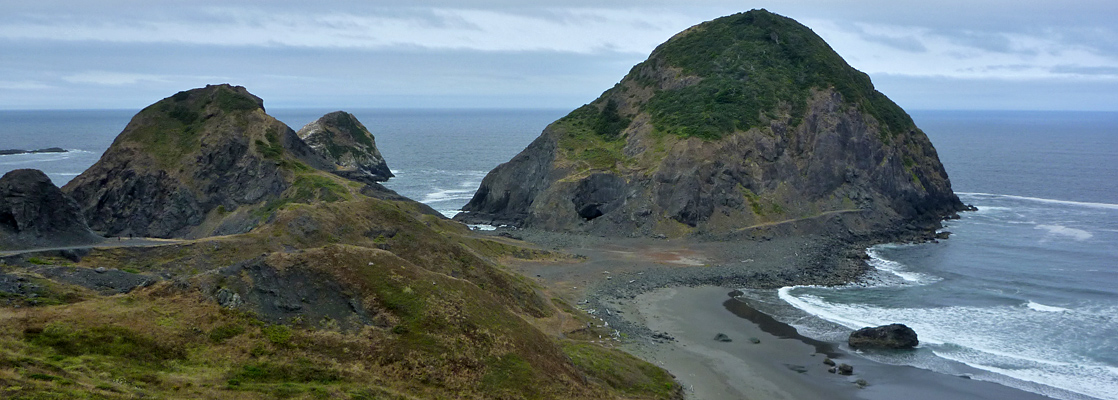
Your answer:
[865,246,941,284]
[421,188,476,204]
[1028,301,1071,313]
[1035,224,1094,241]
[960,192,1118,211]
[779,286,1118,400]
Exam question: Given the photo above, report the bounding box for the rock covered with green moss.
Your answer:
[62,84,334,238]
[457,9,964,238]
[296,111,393,182]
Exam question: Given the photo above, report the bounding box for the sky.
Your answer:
[1,1,1116,111]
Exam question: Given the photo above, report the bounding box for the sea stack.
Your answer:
[0,169,101,249]
[62,84,333,239]
[297,111,393,183]
[456,9,964,238]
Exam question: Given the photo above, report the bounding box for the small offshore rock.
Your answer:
[823,358,836,366]
[828,367,837,374]
[713,333,732,342]
[849,323,919,350]
[855,379,868,387]
[837,364,854,375]
[786,364,808,373]
[748,337,760,344]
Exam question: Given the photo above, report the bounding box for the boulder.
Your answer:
[713,333,732,342]
[0,169,101,249]
[848,323,919,350]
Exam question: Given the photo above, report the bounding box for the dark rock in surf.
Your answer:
[0,169,101,250]
[848,323,919,350]
[0,148,67,156]
[713,333,732,342]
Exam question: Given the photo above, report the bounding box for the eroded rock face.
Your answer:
[848,323,919,350]
[62,84,331,239]
[0,169,101,249]
[456,10,964,238]
[297,111,393,182]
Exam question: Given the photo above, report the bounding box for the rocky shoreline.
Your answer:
[487,218,1059,400]
[497,222,950,342]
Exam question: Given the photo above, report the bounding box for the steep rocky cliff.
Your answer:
[457,10,963,237]
[0,169,101,249]
[62,84,334,238]
[297,111,393,183]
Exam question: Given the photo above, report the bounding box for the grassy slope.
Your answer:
[3,173,679,399]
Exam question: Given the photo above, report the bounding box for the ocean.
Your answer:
[1,108,1115,400]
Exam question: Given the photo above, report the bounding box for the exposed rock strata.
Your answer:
[297,111,393,182]
[457,10,964,238]
[0,169,101,249]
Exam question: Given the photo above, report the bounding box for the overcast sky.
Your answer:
[2,1,1116,111]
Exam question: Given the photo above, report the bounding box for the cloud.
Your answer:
[0,80,53,90]
[0,7,694,54]
[807,19,1118,81]
[63,72,171,86]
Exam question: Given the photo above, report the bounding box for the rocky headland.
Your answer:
[456,9,964,241]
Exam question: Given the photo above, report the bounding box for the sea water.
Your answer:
[742,111,1118,400]
[2,108,1115,400]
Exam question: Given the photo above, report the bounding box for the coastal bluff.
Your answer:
[456,9,964,238]
[60,85,392,239]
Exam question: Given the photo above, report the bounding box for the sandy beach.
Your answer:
[501,230,1059,400]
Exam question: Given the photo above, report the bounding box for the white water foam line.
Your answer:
[777,287,1118,400]
[865,247,941,284]
[959,192,1118,211]
[1035,224,1094,241]
[1027,301,1071,313]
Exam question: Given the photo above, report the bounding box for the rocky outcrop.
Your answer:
[62,84,334,239]
[456,9,964,238]
[0,169,101,249]
[0,148,67,156]
[297,111,393,182]
[848,323,919,350]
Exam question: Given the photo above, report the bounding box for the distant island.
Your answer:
[0,147,67,155]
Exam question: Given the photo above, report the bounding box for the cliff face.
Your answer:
[0,169,101,249]
[297,111,393,183]
[62,84,332,238]
[457,10,963,237]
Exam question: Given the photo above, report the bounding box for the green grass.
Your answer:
[553,104,630,172]
[256,128,285,159]
[561,341,680,398]
[640,9,915,139]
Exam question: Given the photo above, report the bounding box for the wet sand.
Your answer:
[621,286,1056,400]
[498,230,1058,400]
